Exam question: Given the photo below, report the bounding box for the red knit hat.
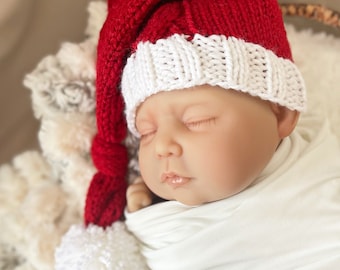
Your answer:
[85,0,306,227]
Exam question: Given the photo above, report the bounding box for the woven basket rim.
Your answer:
[280,3,340,30]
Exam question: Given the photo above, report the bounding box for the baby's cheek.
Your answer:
[138,160,167,199]
[138,148,151,172]
[204,147,248,189]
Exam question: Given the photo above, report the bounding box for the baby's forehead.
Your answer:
[136,85,222,110]
[141,85,227,102]
[133,84,273,136]
[135,85,260,119]
[138,85,260,107]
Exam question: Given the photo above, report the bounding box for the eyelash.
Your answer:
[140,130,156,140]
[139,118,216,139]
[185,117,216,128]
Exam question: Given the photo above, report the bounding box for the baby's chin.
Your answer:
[152,179,255,206]
[169,186,252,206]
[165,194,227,207]
[155,194,206,207]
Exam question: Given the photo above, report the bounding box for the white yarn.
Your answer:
[122,33,306,137]
[1,0,339,268]
[55,222,150,270]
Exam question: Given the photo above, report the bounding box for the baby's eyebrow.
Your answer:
[182,102,215,113]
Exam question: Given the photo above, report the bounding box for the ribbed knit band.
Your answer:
[87,0,307,227]
[122,33,306,137]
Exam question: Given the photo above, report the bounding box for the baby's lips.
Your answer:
[161,172,191,188]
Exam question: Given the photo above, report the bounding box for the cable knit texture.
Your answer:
[1,1,340,268]
[121,0,306,136]
[86,0,306,227]
[85,0,162,226]
[122,34,305,136]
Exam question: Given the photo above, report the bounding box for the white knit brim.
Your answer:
[122,34,306,137]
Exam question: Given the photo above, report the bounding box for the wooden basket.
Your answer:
[280,3,340,30]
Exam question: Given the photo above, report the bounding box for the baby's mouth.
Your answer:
[161,172,191,188]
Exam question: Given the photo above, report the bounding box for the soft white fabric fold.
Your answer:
[126,114,340,270]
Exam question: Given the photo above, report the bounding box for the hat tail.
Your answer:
[85,0,162,227]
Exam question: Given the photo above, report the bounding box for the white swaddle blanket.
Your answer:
[125,115,340,270]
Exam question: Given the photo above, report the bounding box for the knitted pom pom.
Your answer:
[55,222,149,270]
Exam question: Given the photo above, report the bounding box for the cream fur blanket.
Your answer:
[0,1,340,269]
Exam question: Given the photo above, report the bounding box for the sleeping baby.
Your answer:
[73,0,340,269]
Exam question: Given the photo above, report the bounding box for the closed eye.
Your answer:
[185,117,216,129]
[140,130,156,140]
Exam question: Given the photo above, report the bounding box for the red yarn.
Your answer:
[85,0,163,227]
[85,172,127,226]
[134,0,292,60]
[91,135,128,177]
[85,0,294,228]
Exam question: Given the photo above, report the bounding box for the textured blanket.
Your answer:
[1,1,340,269]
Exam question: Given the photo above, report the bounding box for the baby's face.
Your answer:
[136,85,281,205]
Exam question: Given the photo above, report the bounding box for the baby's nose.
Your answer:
[155,132,182,158]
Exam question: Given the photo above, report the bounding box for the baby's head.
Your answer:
[134,85,299,205]
[85,0,306,226]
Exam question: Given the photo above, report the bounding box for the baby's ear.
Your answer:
[270,103,300,139]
